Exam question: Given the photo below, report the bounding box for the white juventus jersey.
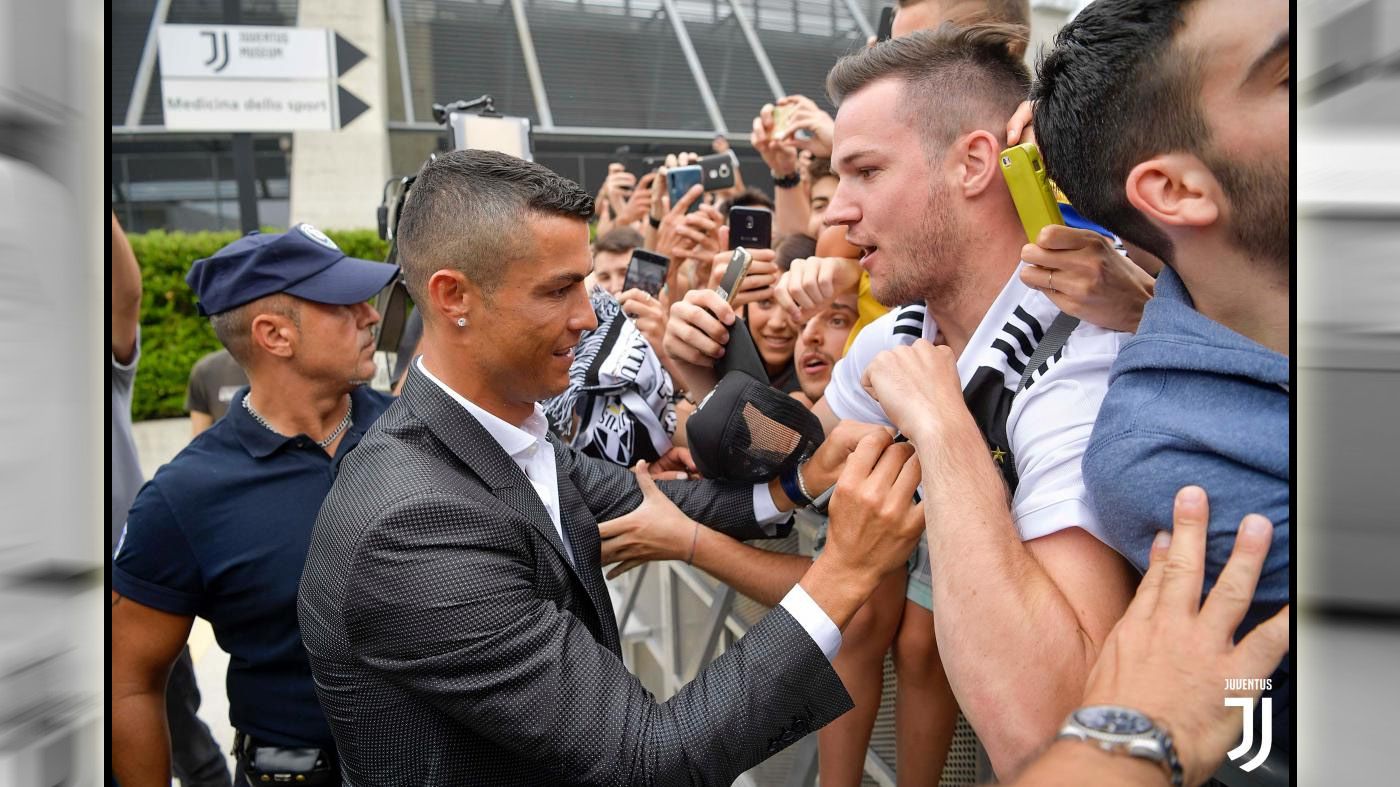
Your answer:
[825,263,1127,544]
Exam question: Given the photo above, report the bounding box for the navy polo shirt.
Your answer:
[113,384,394,748]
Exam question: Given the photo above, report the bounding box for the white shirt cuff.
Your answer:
[779,583,842,662]
[751,483,790,535]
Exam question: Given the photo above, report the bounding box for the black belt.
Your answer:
[233,730,339,785]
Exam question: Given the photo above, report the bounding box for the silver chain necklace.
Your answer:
[243,395,353,449]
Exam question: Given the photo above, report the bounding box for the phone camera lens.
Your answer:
[1001,156,1012,167]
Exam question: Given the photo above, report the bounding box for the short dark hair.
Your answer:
[827,23,1030,155]
[209,293,299,366]
[774,233,818,273]
[718,187,775,216]
[1032,0,1205,263]
[807,158,835,184]
[592,226,644,256]
[395,149,593,306]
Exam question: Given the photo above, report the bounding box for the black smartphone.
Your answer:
[728,206,772,250]
[667,165,703,214]
[699,150,739,191]
[622,249,669,297]
[876,6,894,42]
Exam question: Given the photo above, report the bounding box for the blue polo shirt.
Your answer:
[113,384,394,748]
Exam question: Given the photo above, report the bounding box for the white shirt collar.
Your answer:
[416,357,548,458]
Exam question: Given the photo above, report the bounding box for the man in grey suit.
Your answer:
[297,150,926,786]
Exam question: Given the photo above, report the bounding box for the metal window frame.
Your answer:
[387,0,417,122]
[125,0,175,127]
[725,0,785,100]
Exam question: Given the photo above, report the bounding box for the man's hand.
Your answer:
[617,288,667,352]
[599,462,699,578]
[752,104,800,177]
[797,432,923,628]
[774,255,862,323]
[663,288,734,399]
[798,420,890,496]
[618,171,658,226]
[1020,226,1155,333]
[651,446,696,477]
[603,163,638,219]
[674,204,724,266]
[1006,99,1036,147]
[1078,487,1290,787]
[860,340,975,449]
[775,95,836,158]
[653,185,705,263]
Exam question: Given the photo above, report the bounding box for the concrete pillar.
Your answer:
[290,0,391,231]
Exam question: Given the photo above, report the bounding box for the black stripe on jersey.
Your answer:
[991,339,1027,375]
[1012,306,1045,342]
[893,325,923,338]
[1002,321,1035,358]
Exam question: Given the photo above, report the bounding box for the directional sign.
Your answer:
[157,24,370,131]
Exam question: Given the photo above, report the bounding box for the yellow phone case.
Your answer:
[999,142,1065,244]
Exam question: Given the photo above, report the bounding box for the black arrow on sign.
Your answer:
[338,85,369,128]
[335,33,367,76]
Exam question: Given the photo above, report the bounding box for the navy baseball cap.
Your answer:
[185,223,400,316]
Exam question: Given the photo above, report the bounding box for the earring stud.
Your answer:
[456,317,467,327]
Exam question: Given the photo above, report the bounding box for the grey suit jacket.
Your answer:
[297,368,852,786]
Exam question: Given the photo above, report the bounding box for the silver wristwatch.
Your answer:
[1056,705,1183,787]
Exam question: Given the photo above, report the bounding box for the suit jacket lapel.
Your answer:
[555,461,621,656]
[402,368,617,652]
[401,369,574,564]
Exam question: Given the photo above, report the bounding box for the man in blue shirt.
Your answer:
[112,225,399,786]
[1032,0,1291,755]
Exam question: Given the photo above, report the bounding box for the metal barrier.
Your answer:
[610,510,987,786]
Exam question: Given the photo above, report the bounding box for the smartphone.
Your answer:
[876,6,895,42]
[728,206,773,250]
[705,247,769,384]
[715,247,755,305]
[622,249,669,297]
[667,165,704,214]
[699,150,739,192]
[998,142,1064,244]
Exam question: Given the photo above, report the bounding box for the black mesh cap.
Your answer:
[686,370,826,483]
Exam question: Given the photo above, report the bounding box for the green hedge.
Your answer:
[130,229,389,421]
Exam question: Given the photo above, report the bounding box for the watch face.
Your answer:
[1074,705,1154,735]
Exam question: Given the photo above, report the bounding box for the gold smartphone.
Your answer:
[998,142,1064,244]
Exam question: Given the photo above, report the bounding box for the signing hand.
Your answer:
[599,461,699,578]
[1021,225,1155,334]
[822,432,923,580]
[1078,487,1290,787]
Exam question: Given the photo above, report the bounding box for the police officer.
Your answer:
[111,225,399,787]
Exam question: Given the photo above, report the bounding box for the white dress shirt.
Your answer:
[416,358,841,660]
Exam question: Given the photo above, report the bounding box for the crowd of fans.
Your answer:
[111,0,1292,785]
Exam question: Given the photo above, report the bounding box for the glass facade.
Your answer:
[110,0,879,231]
